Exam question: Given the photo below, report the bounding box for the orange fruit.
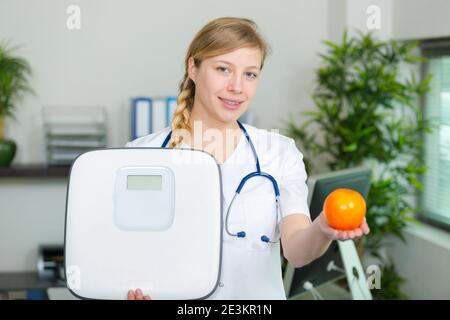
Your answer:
[323,188,366,230]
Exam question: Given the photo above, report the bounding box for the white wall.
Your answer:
[346,0,392,39]
[393,0,450,40]
[388,224,450,299]
[0,0,329,272]
[0,0,327,164]
[327,0,392,42]
[0,179,67,271]
[327,0,347,43]
[331,0,450,42]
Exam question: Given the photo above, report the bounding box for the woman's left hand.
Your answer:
[317,211,370,241]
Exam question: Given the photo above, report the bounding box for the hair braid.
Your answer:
[169,74,195,148]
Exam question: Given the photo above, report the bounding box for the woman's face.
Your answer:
[188,47,262,125]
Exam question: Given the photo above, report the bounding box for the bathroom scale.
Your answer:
[64,148,222,300]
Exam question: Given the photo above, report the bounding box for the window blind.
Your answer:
[422,56,450,226]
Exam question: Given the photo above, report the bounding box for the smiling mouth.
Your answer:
[218,97,244,108]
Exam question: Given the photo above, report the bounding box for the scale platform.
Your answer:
[64,148,222,300]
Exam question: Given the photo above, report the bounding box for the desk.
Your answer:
[0,272,64,300]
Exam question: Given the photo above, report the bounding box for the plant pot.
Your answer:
[0,139,17,166]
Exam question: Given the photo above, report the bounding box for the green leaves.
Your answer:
[287,31,433,295]
[0,43,33,117]
[343,143,357,152]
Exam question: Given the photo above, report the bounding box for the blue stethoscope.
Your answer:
[161,120,281,244]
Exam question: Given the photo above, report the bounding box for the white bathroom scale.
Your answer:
[64,148,223,300]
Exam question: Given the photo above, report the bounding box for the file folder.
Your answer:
[152,97,168,133]
[131,97,152,140]
[166,96,178,126]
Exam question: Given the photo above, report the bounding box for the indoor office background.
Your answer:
[0,0,449,300]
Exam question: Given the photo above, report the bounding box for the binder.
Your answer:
[131,97,152,140]
[166,96,178,126]
[152,97,168,133]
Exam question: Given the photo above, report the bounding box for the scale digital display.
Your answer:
[115,166,175,231]
[127,175,162,190]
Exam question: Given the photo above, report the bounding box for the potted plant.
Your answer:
[286,31,432,299]
[0,43,32,166]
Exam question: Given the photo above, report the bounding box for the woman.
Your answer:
[126,17,369,300]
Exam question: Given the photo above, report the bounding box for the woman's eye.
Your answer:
[246,72,258,80]
[217,66,229,73]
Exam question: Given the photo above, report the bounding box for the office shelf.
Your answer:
[0,272,63,291]
[0,164,71,178]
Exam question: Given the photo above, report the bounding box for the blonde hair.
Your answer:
[168,17,270,148]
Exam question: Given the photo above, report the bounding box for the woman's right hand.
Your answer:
[127,289,152,300]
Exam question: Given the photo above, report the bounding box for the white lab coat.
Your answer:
[126,123,311,299]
